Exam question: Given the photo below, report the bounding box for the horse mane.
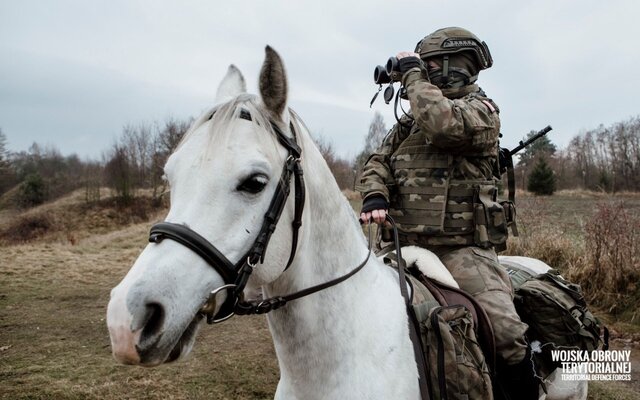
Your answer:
[175,94,284,158]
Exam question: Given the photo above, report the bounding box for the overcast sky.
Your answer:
[1,0,639,160]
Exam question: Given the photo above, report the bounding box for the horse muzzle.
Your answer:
[106,294,143,364]
[106,285,204,366]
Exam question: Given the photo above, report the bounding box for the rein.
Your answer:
[235,226,372,315]
[386,214,431,400]
[148,109,371,323]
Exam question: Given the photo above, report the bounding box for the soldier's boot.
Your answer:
[496,348,540,400]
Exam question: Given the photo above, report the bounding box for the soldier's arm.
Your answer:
[402,68,498,152]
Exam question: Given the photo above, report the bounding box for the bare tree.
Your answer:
[311,133,356,190]
[121,123,153,191]
[354,111,387,177]
[0,128,15,195]
[553,116,640,191]
[104,143,133,202]
[150,118,191,203]
[158,118,191,156]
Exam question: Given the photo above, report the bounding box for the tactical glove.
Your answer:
[398,56,421,75]
[361,195,389,214]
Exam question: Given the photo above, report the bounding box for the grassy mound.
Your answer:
[0,189,166,245]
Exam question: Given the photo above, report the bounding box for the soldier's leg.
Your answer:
[435,246,529,365]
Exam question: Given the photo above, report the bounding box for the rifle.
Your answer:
[498,125,553,203]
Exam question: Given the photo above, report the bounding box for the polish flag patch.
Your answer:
[481,100,496,113]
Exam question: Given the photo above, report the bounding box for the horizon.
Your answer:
[2,1,640,161]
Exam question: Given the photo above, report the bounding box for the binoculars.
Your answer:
[373,57,403,84]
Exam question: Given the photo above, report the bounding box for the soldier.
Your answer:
[358,27,537,400]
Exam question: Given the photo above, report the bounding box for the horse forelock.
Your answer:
[173,94,290,162]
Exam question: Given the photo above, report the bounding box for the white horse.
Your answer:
[106,46,586,400]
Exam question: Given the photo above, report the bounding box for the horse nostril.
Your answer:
[141,302,165,340]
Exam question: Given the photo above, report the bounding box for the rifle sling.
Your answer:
[505,149,516,204]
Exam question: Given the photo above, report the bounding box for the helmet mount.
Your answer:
[415,27,492,88]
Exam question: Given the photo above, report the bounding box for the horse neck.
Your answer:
[270,122,370,290]
[262,129,419,398]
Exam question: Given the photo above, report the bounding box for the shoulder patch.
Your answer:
[481,99,497,114]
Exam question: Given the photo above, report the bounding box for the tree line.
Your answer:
[333,112,640,195]
[515,116,640,193]
[1,113,639,209]
[0,119,191,208]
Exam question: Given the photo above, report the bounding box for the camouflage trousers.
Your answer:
[431,245,529,365]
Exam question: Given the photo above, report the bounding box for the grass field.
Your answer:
[1,190,639,399]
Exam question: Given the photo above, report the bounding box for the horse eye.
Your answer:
[237,174,268,194]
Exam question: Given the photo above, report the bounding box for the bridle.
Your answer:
[148,109,371,323]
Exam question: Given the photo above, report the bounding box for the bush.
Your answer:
[567,201,640,317]
[0,213,54,243]
[18,173,48,207]
[527,157,556,195]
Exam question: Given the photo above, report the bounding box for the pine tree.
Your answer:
[527,157,556,195]
[18,173,48,207]
[517,129,557,168]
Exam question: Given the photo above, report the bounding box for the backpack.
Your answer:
[504,264,605,374]
[408,272,494,400]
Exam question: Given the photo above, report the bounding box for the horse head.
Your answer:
[106,46,305,366]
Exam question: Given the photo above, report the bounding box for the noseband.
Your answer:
[148,109,370,323]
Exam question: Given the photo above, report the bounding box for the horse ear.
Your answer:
[259,46,288,119]
[215,65,247,104]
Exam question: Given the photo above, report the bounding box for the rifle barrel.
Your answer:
[511,125,552,155]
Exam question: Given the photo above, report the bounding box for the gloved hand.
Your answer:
[359,195,388,225]
[396,51,421,74]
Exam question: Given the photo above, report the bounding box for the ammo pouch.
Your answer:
[473,184,515,251]
[385,180,518,252]
[413,303,493,400]
[402,269,494,400]
[500,200,518,236]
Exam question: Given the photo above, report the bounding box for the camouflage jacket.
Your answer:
[358,67,502,247]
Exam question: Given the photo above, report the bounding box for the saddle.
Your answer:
[409,267,496,371]
[383,251,496,367]
[383,251,496,400]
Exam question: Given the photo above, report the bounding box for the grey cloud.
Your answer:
[1,0,639,159]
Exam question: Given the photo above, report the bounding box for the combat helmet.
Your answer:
[415,27,493,88]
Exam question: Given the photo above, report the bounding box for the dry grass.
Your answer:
[587,382,640,400]
[1,189,639,399]
[503,196,582,272]
[0,222,279,400]
[566,201,640,320]
[0,189,165,246]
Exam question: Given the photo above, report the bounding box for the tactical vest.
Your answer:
[385,127,513,250]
